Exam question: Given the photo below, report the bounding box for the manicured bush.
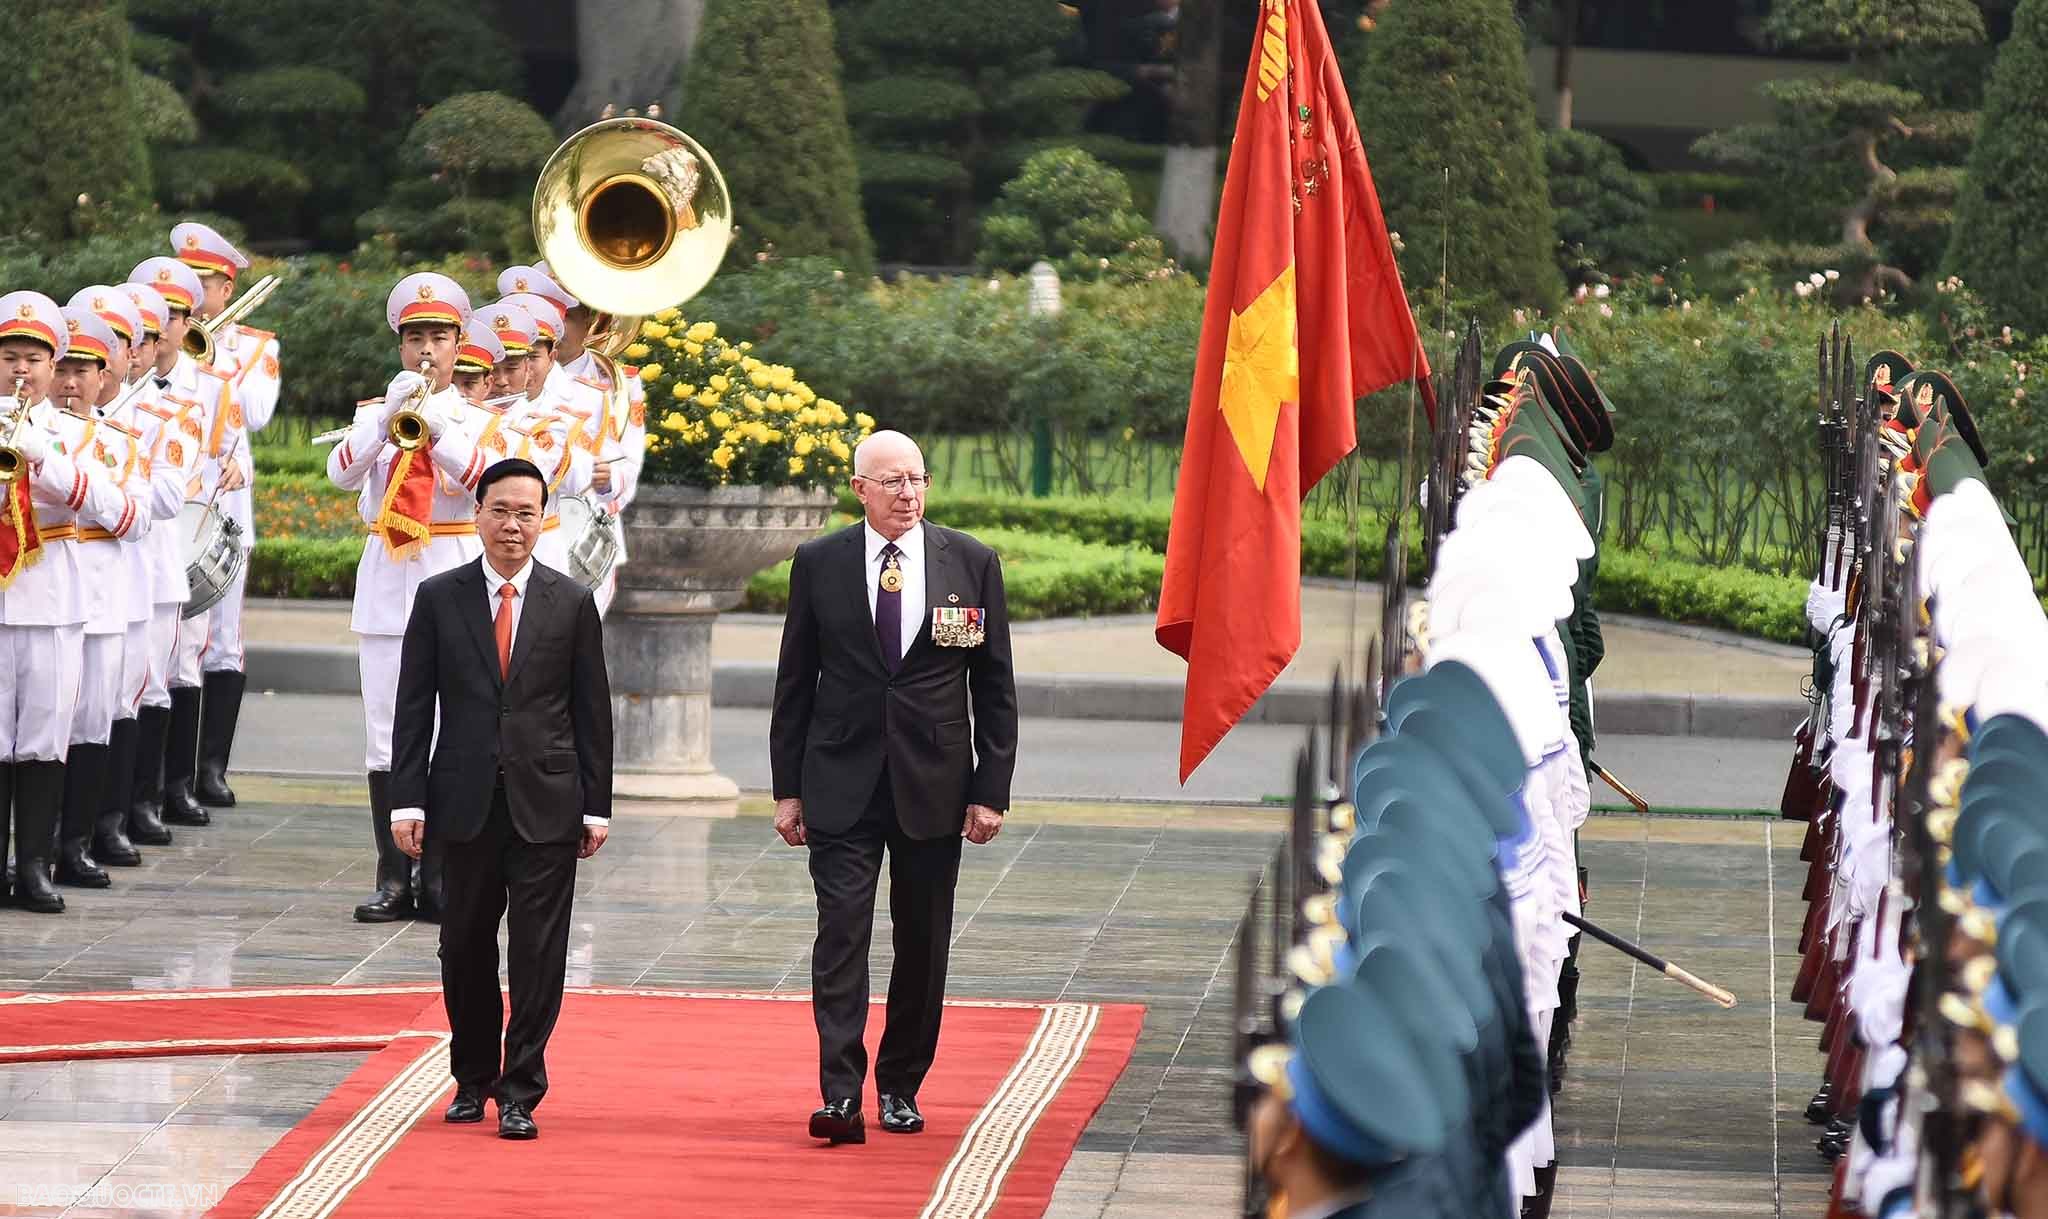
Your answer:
[743,527,1165,619]
[976,148,1171,282]
[1546,130,1676,285]
[1351,0,1563,315]
[837,0,1126,262]
[246,537,362,600]
[1946,0,2048,338]
[0,0,152,239]
[679,0,874,271]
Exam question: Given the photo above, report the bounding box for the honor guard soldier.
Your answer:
[329,273,489,923]
[173,221,278,812]
[127,257,229,831]
[47,307,153,891]
[67,287,162,873]
[0,292,144,914]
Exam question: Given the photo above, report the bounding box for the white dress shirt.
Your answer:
[863,520,924,659]
[392,558,604,828]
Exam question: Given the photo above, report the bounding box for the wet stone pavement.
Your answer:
[0,784,1829,1217]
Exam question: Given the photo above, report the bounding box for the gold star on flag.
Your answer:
[1219,265,1298,490]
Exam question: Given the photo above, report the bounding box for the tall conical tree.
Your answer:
[1351,0,1563,316]
[1948,0,2048,335]
[0,0,152,238]
[681,0,874,271]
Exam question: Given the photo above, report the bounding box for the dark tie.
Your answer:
[154,375,169,389]
[875,543,902,670]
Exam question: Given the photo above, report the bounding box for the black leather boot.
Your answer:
[195,670,245,807]
[55,743,111,888]
[0,762,12,904]
[94,718,141,866]
[14,761,67,913]
[162,686,207,826]
[1805,1082,1834,1124]
[353,771,414,923]
[128,704,173,845]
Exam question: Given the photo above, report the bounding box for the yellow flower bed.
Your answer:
[634,311,872,489]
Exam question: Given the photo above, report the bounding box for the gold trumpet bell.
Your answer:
[534,118,733,321]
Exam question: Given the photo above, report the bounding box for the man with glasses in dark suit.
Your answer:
[770,430,1019,1145]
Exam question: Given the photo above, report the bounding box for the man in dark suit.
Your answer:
[771,429,1018,1145]
[389,457,614,1141]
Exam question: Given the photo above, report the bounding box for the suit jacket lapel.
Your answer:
[840,526,887,672]
[505,565,556,689]
[457,559,502,688]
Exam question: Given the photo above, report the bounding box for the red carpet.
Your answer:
[0,986,1143,1218]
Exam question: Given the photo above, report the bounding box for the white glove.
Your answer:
[382,373,427,426]
[12,425,49,465]
[1806,580,1846,634]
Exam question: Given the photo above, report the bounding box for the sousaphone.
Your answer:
[532,116,734,356]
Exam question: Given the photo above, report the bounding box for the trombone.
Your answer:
[184,273,280,364]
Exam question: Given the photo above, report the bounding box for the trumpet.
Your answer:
[184,273,280,364]
[388,358,433,452]
[312,392,526,446]
[0,376,34,483]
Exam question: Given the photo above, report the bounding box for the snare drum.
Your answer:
[556,494,619,591]
[179,499,245,619]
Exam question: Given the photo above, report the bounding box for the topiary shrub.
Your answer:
[0,0,152,239]
[679,0,874,272]
[1545,129,1677,285]
[975,147,1171,282]
[1946,0,2048,337]
[1351,0,1563,315]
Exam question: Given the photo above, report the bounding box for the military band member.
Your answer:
[453,317,503,406]
[500,291,564,403]
[329,273,489,923]
[0,292,143,914]
[46,307,152,891]
[481,301,538,404]
[509,265,642,613]
[114,279,202,850]
[68,287,160,872]
[128,257,227,830]
[473,301,593,579]
[172,222,278,813]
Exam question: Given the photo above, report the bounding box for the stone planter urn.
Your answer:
[604,484,836,805]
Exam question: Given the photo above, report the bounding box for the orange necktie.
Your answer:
[495,582,517,678]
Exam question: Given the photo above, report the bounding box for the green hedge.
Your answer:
[1591,551,1806,646]
[248,536,361,599]
[742,527,1164,620]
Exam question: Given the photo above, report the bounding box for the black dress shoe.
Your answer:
[878,1094,924,1134]
[498,1101,537,1140]
[1805,1083,1834,1124]
[809,1098,865,1144]
[445,1088,484,1123]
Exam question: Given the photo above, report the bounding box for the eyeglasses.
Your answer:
[856,472,933,495]
[483,506,541,527]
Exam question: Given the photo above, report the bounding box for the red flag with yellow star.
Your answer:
[1155,0,1430,781]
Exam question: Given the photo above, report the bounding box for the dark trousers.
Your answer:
[438,787,579,1110]
[806,774,963,1103]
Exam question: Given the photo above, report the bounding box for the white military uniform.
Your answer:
[155,351,233,691]
[194,320,279,671]
[328,374,489,772]
[545,350,641,613]
[49,406,151,747]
